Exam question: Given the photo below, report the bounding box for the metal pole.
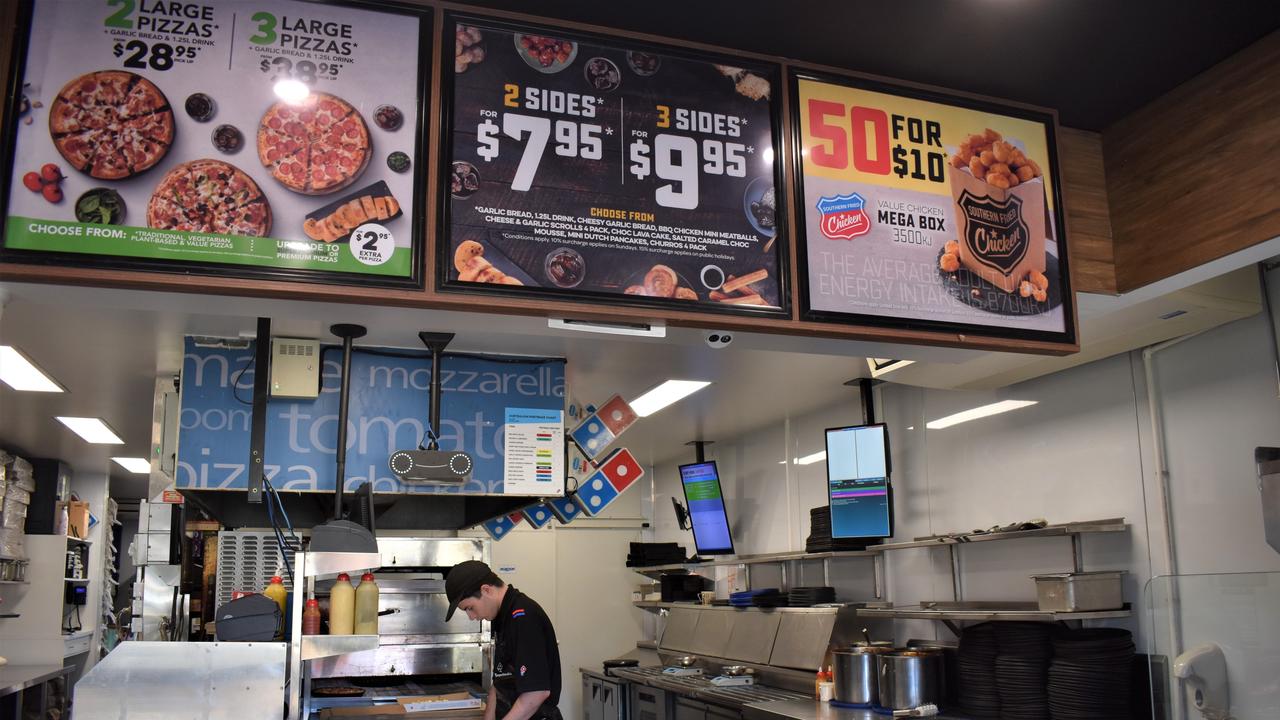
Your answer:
[330,324,367,521]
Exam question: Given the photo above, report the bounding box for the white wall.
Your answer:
[649,304,1280,718]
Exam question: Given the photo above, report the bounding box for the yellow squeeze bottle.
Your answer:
[355,572,379,635]
[263,575,288,639]
[330,573,356,635]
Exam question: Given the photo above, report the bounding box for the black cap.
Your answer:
[445,560,496,621]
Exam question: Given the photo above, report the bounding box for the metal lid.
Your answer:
[835,645,894,655]
[1030,571,1126,579]
[888,649,942,657]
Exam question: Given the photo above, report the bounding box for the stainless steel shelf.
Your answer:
[877,518,1128,551]
[631,549,880,577]
[63,577,90,582]
[301,552,382,578]
[0,580,28,585]
[299,634,379,661]
[634,601,850,614]
[856,603,1131,622]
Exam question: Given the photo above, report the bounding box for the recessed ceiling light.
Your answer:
[795,450,827,466]
[629,380,711,417]
[112,457,151,474]
[926,400,1038,430]
[0,346,65,392]
[56,417,125,444]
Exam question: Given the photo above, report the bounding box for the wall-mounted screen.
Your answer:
[678,460,734,555]
[824,423,893,540]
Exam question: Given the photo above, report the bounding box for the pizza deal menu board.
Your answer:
[442,16,786,314]
[793,72,1075,343]
[2,0,429,285]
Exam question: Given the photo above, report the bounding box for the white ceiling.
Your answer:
[0,282,944,498]
[3,234,1277,501]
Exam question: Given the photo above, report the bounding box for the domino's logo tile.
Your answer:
[570,414,617,460]
[548,495,583,523]
[597,395,638,436]
[599,447,644,492]
[573,470,620,516]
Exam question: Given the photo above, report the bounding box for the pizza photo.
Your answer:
[257,92,371,195]
[48,70,175,180]
[147,158,272,236]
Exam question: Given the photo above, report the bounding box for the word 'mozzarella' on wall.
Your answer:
[177,338,566,494]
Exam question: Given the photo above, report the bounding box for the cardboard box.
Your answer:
[58,500,91,540]
[948,165,1046,294]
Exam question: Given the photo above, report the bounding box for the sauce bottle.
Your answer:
[354,572,379,635]
[329,573,355,635]
[263,575,288,638]
[302,598,321,636]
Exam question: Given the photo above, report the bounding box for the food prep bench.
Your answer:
[0,663,73,718]
[742,698,970,720]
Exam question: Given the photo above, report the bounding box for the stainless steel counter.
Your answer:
[742,699,970,720]
[0,665,69,697]
[611,667,810,710]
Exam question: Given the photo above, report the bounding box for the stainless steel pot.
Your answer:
[832,646,893,706]
[877,649,943,711]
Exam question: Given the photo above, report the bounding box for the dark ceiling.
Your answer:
[454,0,1280,131]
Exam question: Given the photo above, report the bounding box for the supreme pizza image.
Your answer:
[147,159,271,236]
[48,70,175,180]
[257,92,371,195]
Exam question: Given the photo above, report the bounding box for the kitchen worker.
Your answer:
[445,560,563,720]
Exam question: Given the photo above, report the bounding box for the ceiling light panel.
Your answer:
[629,380,711,417]
[0,346,65,392]
[926,400,1038,430]
[56,417,125,444]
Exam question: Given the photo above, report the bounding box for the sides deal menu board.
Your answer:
[442,16,787,315]
[793,72,1075,343]
[2,0,430,286]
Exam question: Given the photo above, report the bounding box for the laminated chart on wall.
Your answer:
[177,339,564,494]
[503,408,564,495]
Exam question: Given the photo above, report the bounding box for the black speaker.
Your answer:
[388,450,473,483]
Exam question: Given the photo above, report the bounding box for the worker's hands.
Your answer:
[485,685,498,720]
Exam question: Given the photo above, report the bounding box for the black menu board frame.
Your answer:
[789,67,1077,346]
[0,0,432,289]
[438,12,790,318]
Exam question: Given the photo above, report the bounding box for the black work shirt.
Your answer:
[492,586,561,714]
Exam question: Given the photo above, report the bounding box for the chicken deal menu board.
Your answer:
[443,15,786,314]
[1,0,429,286]
[793,72,1075,343]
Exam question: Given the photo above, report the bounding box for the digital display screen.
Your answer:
[825,424,893,539]
[678,461,734,555]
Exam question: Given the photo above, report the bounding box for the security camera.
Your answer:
[704,330,733,349]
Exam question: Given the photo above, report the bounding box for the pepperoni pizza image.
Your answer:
[257,92,371,195]
[147,159,272,237]
[48,70,175,180]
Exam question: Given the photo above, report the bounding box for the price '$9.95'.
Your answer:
[628,105,748,211]
[473,85,751,211]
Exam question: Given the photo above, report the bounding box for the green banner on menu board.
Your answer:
[2,0,430,286]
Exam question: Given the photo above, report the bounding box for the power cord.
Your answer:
[231,342,257,406]
[263,476,298,585]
